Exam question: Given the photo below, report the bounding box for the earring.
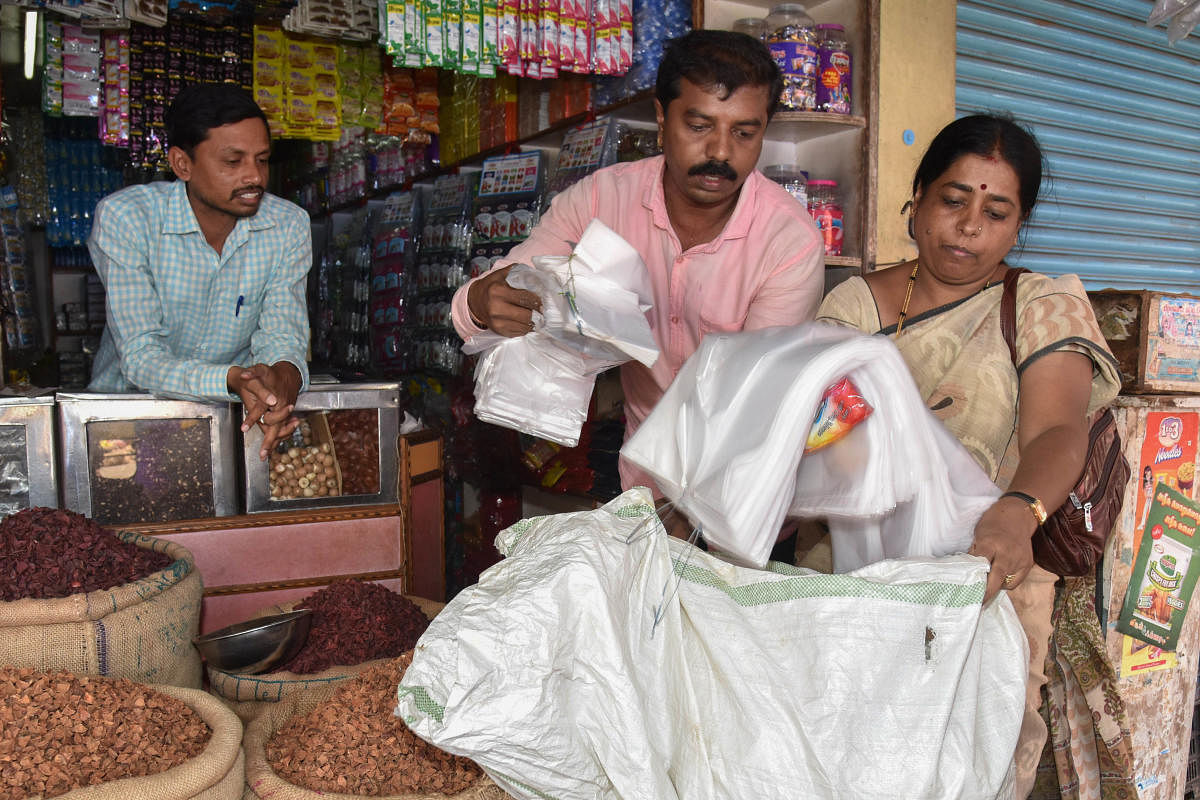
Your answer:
[901,200,915,240]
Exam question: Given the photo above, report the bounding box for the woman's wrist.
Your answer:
[999,490,1047,524]
[995,492,1044,537]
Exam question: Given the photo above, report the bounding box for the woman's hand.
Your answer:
[968,350,1094,600]
[968,495,1038,602]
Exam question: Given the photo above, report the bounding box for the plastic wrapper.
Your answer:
[804,376,871,453]
[621,324,1000,569]
[463,219,658,445]
[0,425,31,518]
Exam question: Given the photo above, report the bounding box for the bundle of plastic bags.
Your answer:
[463,219,658,446]
[397,488,1027,800]
[621,324,1001,569]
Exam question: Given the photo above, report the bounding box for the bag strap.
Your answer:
[1000,266,1031,368]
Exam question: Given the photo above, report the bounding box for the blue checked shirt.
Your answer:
[88,180,311,402]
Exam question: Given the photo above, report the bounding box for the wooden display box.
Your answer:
[1090,290,1200,394]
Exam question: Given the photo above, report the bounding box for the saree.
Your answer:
[817,270,1136,799]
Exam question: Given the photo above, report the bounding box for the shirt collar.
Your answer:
[163,179,201,235]
[642,156,762,252]
[162,179,276,239]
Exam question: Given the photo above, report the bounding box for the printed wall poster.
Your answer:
[1117,483,1200,651]
[1132,412,1199,555]
[1119,635,1178,678]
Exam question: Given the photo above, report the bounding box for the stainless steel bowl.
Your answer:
[192,609,314,675]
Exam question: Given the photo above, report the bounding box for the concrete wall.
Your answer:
[874,0,957,268]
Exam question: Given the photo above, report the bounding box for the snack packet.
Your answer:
[804,376,872,453]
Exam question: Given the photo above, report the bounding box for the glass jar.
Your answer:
[815,23,852,114]
[731,17,767,40]
[764,3,818,111]
[807,179,844,256]
[762,164,809,207]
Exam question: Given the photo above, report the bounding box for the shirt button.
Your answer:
[670,315,680,324]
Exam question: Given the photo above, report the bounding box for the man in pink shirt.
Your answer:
[451,29,825,496]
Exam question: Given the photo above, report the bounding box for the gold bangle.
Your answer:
[1000,490,1047,525]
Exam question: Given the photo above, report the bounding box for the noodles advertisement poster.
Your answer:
[1118,482,1200,651]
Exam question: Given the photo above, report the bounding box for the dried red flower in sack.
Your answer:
[1,507,173,602]
[279,580,431,674]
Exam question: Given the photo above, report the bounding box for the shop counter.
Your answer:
[123,429,446,633]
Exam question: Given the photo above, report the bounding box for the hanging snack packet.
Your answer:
[804,376,872,453]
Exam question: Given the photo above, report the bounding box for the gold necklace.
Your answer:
[894,261,920,335]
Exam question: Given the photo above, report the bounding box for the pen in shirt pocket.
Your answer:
[235,295,244,317]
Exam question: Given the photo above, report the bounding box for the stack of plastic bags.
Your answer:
[621,324,1001,569]
[398,487,1027,800]
[463,219,658,446]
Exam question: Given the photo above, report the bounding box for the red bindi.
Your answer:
[980,183,987,190]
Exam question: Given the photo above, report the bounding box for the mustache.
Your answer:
[688,160,738,181]
[231,185,264,199]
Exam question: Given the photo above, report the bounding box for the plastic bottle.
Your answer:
[764,3,818,111]
[816,23,852,114]
[762,164,809,207]
[807,179,844,256]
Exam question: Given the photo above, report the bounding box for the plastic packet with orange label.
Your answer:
[804,376,873,454]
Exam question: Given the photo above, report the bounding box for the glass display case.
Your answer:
[0,393,59,516]
[242,382,400,512]
[57,393,239,525]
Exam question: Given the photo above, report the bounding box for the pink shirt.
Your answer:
[451,155,825,494]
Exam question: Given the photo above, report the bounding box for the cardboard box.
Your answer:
[1090,290,1200,394]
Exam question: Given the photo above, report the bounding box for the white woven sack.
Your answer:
[398,488,1027,800]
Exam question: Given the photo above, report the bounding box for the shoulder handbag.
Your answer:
[1000,267,1130,576]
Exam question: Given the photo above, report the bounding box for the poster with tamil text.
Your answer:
[1117,482,1200,651]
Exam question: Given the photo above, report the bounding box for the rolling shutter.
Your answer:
[956,0,1200,291]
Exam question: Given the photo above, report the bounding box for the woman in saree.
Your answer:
[816,114,1135,799]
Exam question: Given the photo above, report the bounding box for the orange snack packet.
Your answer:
[804,376,873,454]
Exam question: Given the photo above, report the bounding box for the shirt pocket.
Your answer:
[698,305,750,337]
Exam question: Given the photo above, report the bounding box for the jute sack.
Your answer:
[207,595,444,710]
[242,687,507,800]
[41,684,244,800]
[0,532,203,688]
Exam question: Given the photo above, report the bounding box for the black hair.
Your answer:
[912,114,1046,219]
[165,84,270,156]
[655,30,783,119]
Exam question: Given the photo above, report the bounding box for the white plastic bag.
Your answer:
[397,488,1026,800]
[463,219,659,446]
[620,324,1000,569]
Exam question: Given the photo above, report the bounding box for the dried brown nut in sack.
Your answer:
[267,654,482,794]
[0,666,211,799]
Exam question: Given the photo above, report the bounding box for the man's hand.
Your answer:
[228,361,303,460]
[467,265,543,337]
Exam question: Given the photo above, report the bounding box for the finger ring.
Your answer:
[259,414,267,424]
[1002,573,1016,586]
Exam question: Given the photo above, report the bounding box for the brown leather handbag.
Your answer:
[1000,268,1130,576]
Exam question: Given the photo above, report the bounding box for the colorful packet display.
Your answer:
[804,376,873,454]
[1118,483,1200,651]
[100,31,131,146]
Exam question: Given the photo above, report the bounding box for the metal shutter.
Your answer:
[956,0,1200,291]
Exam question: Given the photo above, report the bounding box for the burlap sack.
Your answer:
[242,687,507,800]
[0,532,203,688]
[48,684,243,800]
[207,595,444,710]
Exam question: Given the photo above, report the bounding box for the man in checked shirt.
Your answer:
[88,84,311,460]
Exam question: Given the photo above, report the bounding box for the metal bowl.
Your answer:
[192,609,313,675]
